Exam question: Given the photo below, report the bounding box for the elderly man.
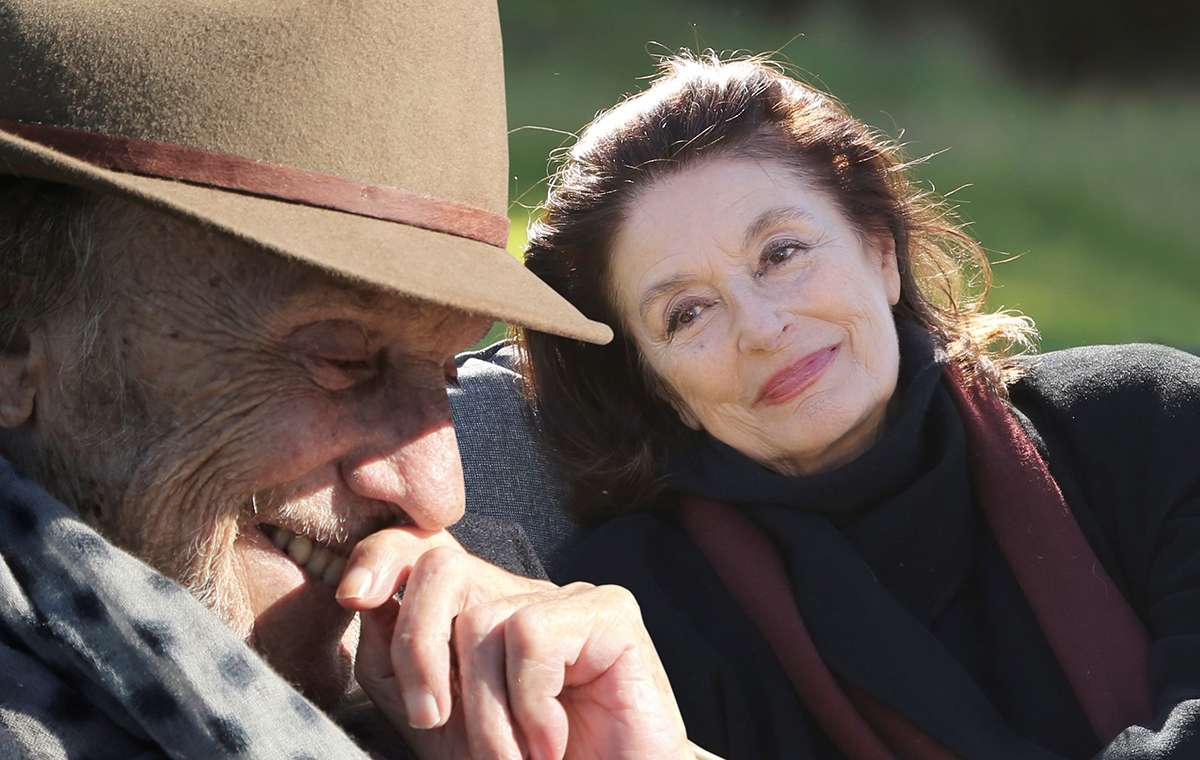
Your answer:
[0,1,699,758]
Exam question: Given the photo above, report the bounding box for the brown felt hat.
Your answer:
[0,0,612,345]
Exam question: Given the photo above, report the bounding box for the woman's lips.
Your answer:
[754,344,841,406]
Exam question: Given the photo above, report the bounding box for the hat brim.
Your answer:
[0,128,613,345]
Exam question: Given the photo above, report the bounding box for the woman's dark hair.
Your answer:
[518,54,1036,524]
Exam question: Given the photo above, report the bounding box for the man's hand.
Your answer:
[335,526,692,760]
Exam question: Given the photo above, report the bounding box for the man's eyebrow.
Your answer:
[638,273,694,321]
[742,206,815,250]
[280,279,391,316]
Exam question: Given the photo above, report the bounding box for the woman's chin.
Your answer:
[740,406,883,476]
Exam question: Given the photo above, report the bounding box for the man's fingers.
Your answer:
[387,544,549,730]
[503,604,570,760]
[504,584,687,758]
[335,525,461,610]
[389,545,471,729]
[353,560,689,758]
[342,526,578,751]
[354,539,558,735]
[455,597,531,760]
[354,599,407,717]
[356,597,402,684]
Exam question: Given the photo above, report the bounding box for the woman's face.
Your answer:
[609,156,903,476]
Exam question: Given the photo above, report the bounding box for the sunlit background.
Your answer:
[483,0,1199,353]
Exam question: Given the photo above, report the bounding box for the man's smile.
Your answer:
[260,524,348,587]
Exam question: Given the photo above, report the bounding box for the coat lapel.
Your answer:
[754,507,1062,760]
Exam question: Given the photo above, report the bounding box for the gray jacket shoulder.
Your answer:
[449,341,579,574]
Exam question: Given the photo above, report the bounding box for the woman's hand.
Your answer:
[335,525,693,760]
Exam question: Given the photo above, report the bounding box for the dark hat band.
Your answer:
[0,120,510,248]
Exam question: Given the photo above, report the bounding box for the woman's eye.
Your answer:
[758,240,809,274]
[666,301,708,337]
[768,248,793,264]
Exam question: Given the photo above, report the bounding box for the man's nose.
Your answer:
[735,295,790,354]
[340,408,466,532]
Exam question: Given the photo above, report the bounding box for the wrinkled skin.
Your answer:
[0,199,699,758]
[609,157,902,476]
[4,199,486,708]
[338,528,692,760]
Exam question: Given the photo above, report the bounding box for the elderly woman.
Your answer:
[517,55,1200,759]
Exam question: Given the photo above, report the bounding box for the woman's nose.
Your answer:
[340,396,466,531]
[735,297,790,354]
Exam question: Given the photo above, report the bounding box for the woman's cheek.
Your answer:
[674,346,722,399]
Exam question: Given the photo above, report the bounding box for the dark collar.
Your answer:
[665,322,974,625]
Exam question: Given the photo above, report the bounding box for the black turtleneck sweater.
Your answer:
[558,338,1200,759]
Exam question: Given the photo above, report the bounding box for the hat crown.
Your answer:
[0,0,509,215]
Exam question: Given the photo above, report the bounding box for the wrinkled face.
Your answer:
[27,203,487,707]
[609,157,903,475]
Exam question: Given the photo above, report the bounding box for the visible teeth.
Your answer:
[286,534,313,565]
[323,556,346,587]
[262,525,347,586]
[270,527,292,550]
[305,547,332,576]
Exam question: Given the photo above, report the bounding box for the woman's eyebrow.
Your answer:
[742,206,815,249]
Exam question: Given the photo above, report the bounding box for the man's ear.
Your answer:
[0,328,44,429]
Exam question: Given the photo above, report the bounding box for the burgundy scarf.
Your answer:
[679,369,1153,759]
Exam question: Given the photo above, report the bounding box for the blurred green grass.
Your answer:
[483,3,1199,352]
